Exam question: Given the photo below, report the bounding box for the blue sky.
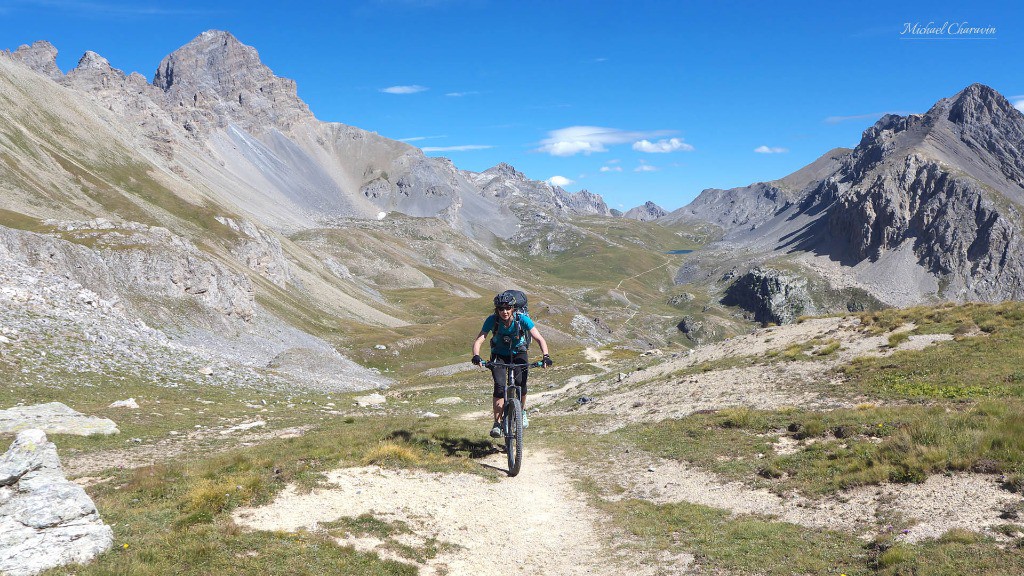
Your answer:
[3,0,1022,211]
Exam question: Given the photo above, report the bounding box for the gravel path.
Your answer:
[233,450,664,575]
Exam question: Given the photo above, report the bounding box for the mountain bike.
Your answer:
[481,359,543,477]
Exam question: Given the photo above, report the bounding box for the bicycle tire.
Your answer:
[505,397,523,476]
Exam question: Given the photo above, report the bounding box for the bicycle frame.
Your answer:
[481,359,542,477]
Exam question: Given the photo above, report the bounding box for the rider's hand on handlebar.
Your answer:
[542,354,553,368]
[472,354,482,366]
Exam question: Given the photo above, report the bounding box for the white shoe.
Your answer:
[522,411,529,428]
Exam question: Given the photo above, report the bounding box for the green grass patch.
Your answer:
[620,402,1024,495]
[597,498,869,575]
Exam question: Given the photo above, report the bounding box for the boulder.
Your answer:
[0,430,113,576]
[0,403,118,436]
[722,267,816,325]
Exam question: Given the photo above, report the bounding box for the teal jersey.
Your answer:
[481,313,535,356]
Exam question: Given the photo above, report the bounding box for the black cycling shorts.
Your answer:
[489,352,529,399]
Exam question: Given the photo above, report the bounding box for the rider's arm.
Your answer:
[472,331,488,356]
[529,327,549,356]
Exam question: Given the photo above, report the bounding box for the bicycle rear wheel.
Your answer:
[504,398,523,477]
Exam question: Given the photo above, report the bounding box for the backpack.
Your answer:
[493,289,533,352]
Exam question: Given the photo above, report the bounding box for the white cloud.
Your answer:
[445,91,479,97]
[632,137,694,153]
[754,145,789,154]
[421,145,493,152]
[380,85,428,94]
[536,126,676,156]
[1014,100,1024,113]
[823,111,910,124]
[634,165,658,172]
[399,135,446,142]
[546,175,575,187]
[600,166,623,172]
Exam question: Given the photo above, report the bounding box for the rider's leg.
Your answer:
[492,396,504,422]
[491,357,507,423]
[514,352,529,409]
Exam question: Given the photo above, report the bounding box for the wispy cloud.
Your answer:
[380,85,428,94]
[600,166,623,172]
[421,144,492,152]
[633,137,694,153]
[536,126,676,156]
[754,145,789,154]
[824,112,898,124]
[634,162,658,172]
[546,175,574,187]
[445,91,480,97]
[1012,97,1024,113]
[399,135,446,142]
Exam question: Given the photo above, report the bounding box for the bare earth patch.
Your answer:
[233,450,687,576]
[599,452,1023,543]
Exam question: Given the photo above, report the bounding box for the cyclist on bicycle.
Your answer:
[471,292,552,438]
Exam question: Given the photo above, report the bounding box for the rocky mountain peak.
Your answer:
[946,82,1018,126]
[565,189,612,216]
[64,50,135,93]
[152,30,310,135]
[8,40,62,80]
[623,201,667,222]
[75,50,111,70]
[485,162,528,182]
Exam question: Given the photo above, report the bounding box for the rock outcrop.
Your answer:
[722,268,817,325]
[0,403,119,436]
[6,41,62,80]
[0,430,113,576]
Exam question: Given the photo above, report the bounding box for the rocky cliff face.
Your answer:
[810,84,1024,301]
[676,84,1024,309]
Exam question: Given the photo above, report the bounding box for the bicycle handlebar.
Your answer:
[480,360,544,369]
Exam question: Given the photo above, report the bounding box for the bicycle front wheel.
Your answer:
[504,398,523,477]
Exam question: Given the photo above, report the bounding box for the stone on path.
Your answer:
[0,429,114,576]
[0,403,118,436]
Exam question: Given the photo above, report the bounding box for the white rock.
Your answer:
[373,344,387,350]
[434,397,463,405]
[199,366,214,376]
[220,420,266,435]
[0,403,118,436]
[421,412,440,418]
[0,430,113,576]
[107,398,139,409]
[354,393,387,407]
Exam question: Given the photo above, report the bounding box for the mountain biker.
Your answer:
[471,292,552,438]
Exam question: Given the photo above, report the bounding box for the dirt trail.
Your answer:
[234,450,673,575]
[202,317,1024,572]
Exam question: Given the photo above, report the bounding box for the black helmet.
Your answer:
[493,292,516,309]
